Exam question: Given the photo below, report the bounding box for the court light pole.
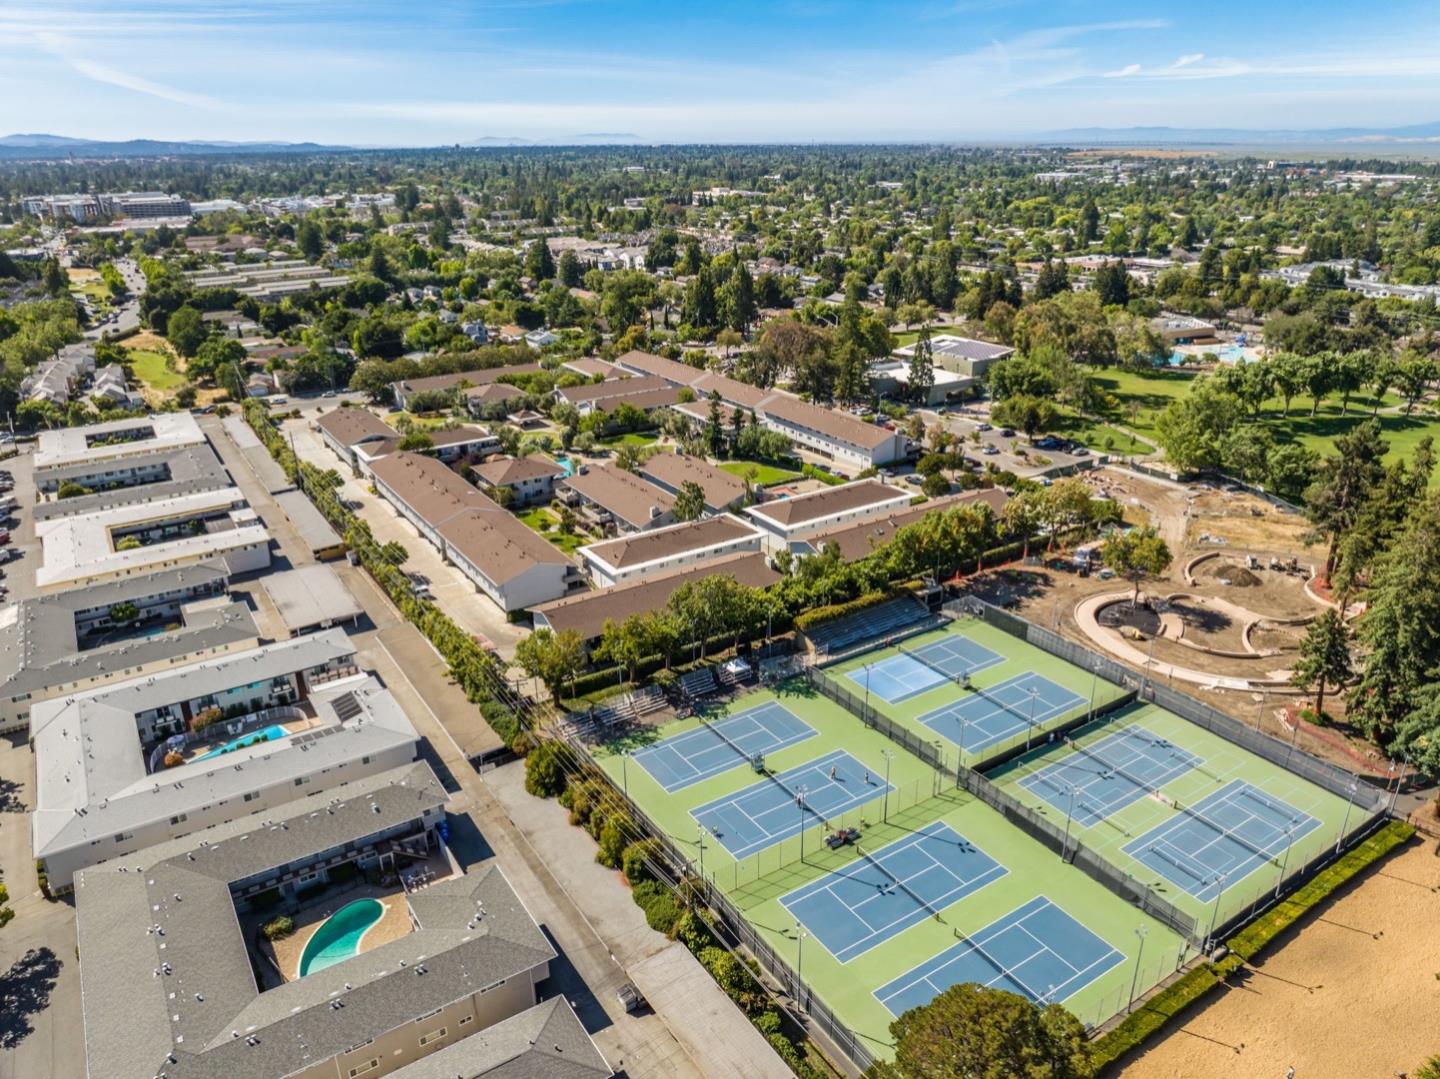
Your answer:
[797,786,808,862]
[1335,779,1359,855]
[881,750,893,822]
[795,922,808,1007]
[621,750,629,799]
[863,663,872,715]
[1127,925,1148,1013]
[1275,823,1296,899]
[1088,662,1099,722]
[1025,687,1040,752]
[1206,872,1229,951]
[696,824,706,884]
[1061,784,1077,862]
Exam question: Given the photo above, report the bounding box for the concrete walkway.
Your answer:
[486,761,790,1079]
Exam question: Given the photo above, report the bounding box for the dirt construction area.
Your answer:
[1119,833,1440,1079]
[960,466,1393,773]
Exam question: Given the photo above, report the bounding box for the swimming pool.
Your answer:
[555,455,576,476]
[193,724,289,761]
[298,898,384,977]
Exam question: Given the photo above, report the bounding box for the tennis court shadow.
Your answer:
[600,725,664,752]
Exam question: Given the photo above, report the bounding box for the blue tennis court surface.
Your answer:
[631,702,816,792]
[691,750,892,859]
[1019,724,1203,827]
[875,896,1124,1016]
[781,822,1008,962]
[1123,779,1321,902]
[844,635,1004,704]
[916,673,1086,755]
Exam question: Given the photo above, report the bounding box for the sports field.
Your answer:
[822,618,1130,767]
[594,680,1187,1056]
[987,701,1362,932]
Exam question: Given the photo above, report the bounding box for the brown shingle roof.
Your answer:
[556,375,671,404]
[315,407,397,447]
[368,452,569,582]
[638,452,746,511]
[562,466,674,530]
[582,514,760,570]
[746,479,911,527]
[392,364,543,398]
[531,553,778,639]
[756,392,896,451]
[804,488,1008,561]
[473,454,566,487]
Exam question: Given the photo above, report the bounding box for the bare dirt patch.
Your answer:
[1119,835,1440,1079]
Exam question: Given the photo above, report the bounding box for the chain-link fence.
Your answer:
[559,728,881,1073]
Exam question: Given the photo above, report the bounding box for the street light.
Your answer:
[1127,926,1148,1013]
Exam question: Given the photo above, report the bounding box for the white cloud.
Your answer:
[1103,64,1142,79]
[36,31,222,108]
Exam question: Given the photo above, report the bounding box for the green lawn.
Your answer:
[719,459,802,486]
[124,347,185,392]
[514,506,587,555]
[1094,367,1440,476]
[597,431,658,448]
[1053,410,1155,456]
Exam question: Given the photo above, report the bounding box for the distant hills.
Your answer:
[1035,121,1440,147]
[0,134,354,159]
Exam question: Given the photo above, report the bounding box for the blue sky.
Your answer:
[2,1,1439,143]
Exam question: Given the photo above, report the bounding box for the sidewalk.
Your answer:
[485,760,791,1079]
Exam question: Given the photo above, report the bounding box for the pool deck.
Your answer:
[257,852,456,983]
[182,714,324,764]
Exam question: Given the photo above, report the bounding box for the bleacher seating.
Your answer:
[677,666,719,701]
[804,596,933,654]
[630,684,668,716]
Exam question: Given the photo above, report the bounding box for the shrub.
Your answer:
[191,707,222,732]
[631,880,682,935]
[523,740,573,798]
[163,750,185,768]
[622,838,664,885]
[794,589,892,632]
[596,813,632,869]
[261,915,294,941]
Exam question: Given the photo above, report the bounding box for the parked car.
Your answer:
[976,422,993,432]
[982,444,999,455]
[999,427,1016,437]
[904,474,924,486]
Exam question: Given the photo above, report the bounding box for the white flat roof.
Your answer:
[34,412,207,470]
[35,486,269,590]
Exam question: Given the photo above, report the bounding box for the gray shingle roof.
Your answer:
[74,762,554,1079]
[389,998,611,1079]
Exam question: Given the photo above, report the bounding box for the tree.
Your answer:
[705,391,725,457]
[1102,525,1172,607]
[109,601,140,625]
[683,266,718,329]
[673,480,706,522]
[0,884,12,932]
[908,326,935,404]
[296,217,324,261]
[870,984,1090,1079]
[524,239,556,281]
[720,262,757,332]
[1291,609,1352,718]
[1153,376,1243,470]
[1033,259,1069,300]
[558,250,583,287]
[991,395,1056,437]
[380,541,409,566]
[398,430,434,452]
[1305,420,1388,577]
[189,335,246,383]
[514,628,585,703]
[166,305,206,358]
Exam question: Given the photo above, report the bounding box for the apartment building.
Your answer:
[576,513,768,588]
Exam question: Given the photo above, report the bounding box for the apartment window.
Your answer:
[458,1015,473,1027]
[243,792,259,802]
[348,1060,380,1078]
[418,1028,447,1047]
[168,813,188,825]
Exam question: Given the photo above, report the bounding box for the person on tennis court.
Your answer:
[829,765,838,781]
[863,770,870,785]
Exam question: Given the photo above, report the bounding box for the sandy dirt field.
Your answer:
[1119,834,1440,1079]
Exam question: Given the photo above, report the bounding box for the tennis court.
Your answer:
[1018,724,1204,827]
[692,749,893,859]
[631,701,816,792]
[916,673,1086,754]
[845,635,1004,704]
[1123,779,1322,902]
[874,896,1125,1016]
[781,822,1009,963]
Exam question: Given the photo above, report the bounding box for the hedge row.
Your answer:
[523,748,833,1079]
[794,589,896,632]
[1090,818,1413,1074]
[242,401,524,744]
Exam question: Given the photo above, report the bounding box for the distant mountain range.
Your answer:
[1035,121,1440,146]
[0,134,355,159]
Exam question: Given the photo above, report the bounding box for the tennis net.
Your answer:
[898,642,963,683]
[856,842,945,922]
[1065,734,1179,799]
[1167,796,1285,869]
[701,714,759,767]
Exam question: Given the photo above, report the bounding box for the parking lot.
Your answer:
[923,407,1101,481]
